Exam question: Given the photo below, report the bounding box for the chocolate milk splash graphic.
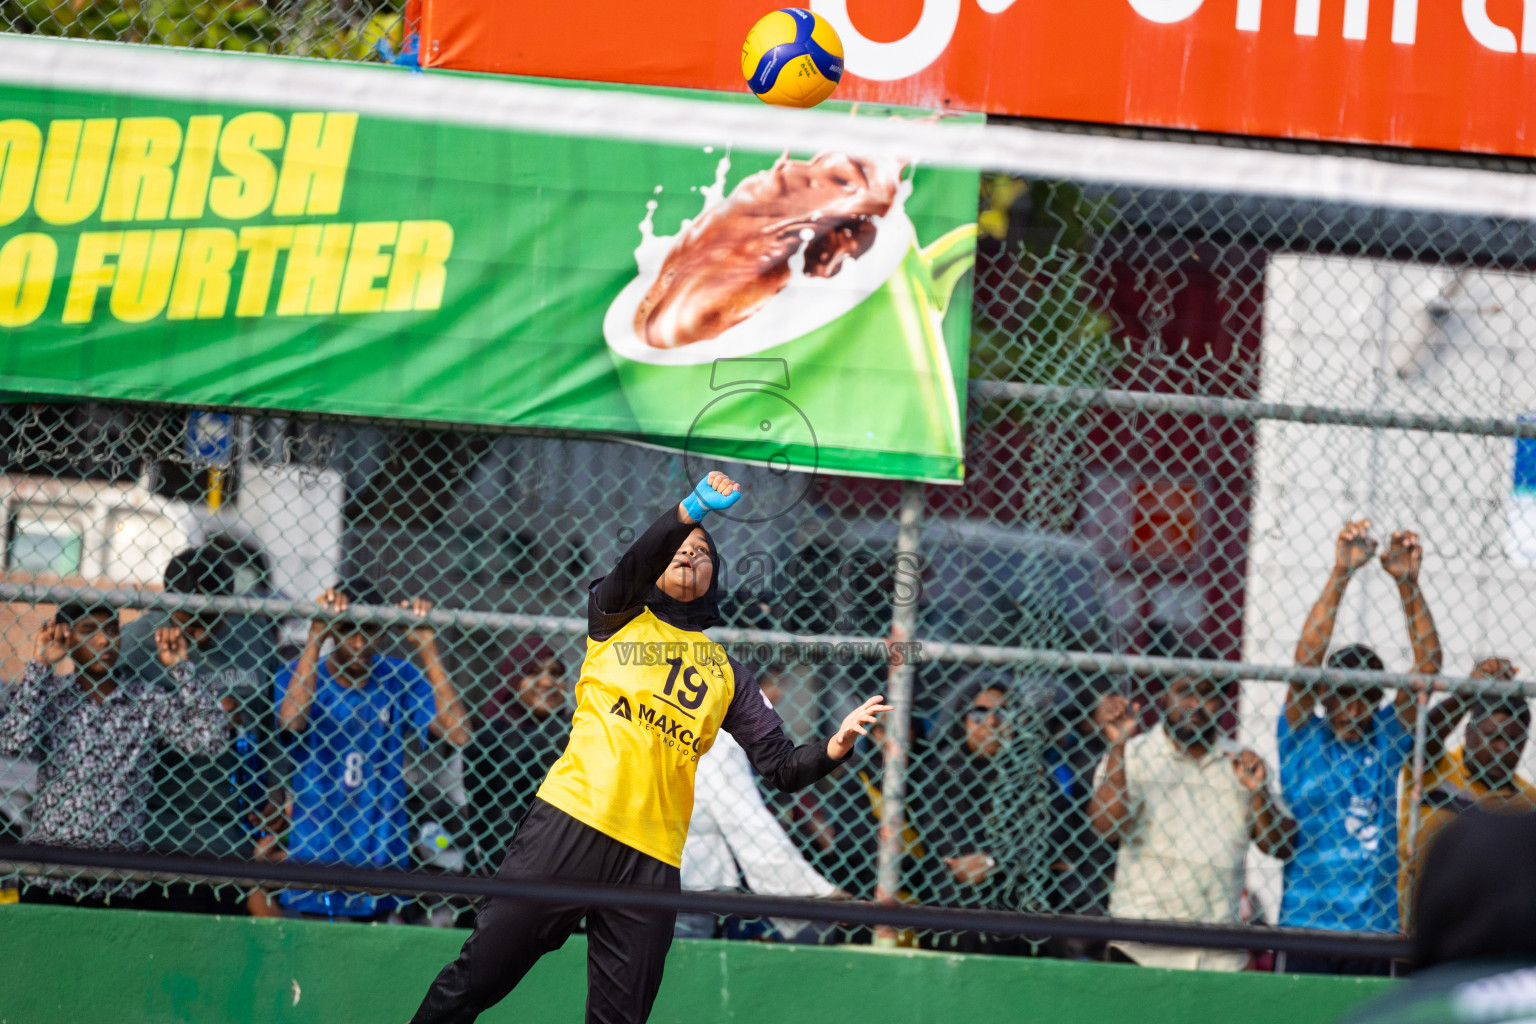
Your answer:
[601,145,977,484]
[632,153,906,350]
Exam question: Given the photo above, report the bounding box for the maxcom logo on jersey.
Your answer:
[607,696,706,759]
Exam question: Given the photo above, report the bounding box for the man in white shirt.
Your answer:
[678,730,840,941]
[1088,673,1294,970]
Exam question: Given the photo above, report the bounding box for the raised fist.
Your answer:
[681,471,744,523]
[1380,530,1423,585]
[1335,520,1377,575]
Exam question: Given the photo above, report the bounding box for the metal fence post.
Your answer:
[1405,685,1430,892]
[874,479,924,946]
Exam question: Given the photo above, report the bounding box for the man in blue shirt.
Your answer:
[274,580,472,921]
[1279,519,1448,974]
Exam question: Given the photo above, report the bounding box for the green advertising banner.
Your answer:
[0,45,978,482]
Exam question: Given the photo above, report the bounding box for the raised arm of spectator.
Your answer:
[1288,520,1376,730]
[0,623,70,757]
[400,597,472,747]
[1088,694,1142,841]
[1234,748,1296,859]
[277,588,345,733]
[1380,530,1441,732]
[149,626,227,758]
[1421,658,1518,764]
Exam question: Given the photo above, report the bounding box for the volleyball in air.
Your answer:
[742,8,845,108]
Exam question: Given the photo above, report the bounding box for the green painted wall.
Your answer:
[0,905,1393,1024]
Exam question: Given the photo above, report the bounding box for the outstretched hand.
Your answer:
[1231,749,1268,793]
[828,695,894,760]
[945,853,996,885]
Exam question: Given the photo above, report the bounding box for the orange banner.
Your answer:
[419,0,1536,156]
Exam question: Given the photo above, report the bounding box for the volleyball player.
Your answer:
[410,471,890,1024]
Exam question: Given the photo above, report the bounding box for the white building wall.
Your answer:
[1239,254,1536,923]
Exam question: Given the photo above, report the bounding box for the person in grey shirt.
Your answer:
[1,603,225,902]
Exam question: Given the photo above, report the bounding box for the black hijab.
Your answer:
[644,525,724,631]
[938,668,1014,756]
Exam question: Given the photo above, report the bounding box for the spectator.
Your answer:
[910,670,1030,955]
[757,663,789,712]
[677,728,842,942]
[0,604,225,905]
[793,712,923,922]
[1398,657,1536,926]
[1279,521,1462,973]
[756,662,816,744]
[765,658,928,921]
[1042,678,1121,953]
[120,542,280,915]
[1088,671,1293,971]
[273,581,472,921]
[463,637,571,877]
[1340,810,1536,1024]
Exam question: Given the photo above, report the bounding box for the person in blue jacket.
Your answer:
[1278,519,1454,973]
[273,578,472,920]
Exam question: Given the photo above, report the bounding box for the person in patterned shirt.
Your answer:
[0,602,227,903]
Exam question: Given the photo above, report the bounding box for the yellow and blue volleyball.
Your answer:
[741,8,844,109]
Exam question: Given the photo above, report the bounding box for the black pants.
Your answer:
[410,799,679,1024]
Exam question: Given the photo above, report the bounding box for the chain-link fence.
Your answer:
[0,0,407,61]
[5,162,1536,966]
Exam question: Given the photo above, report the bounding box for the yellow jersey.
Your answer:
[536,609,741,867]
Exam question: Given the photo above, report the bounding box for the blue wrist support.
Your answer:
[681,477,741,522]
